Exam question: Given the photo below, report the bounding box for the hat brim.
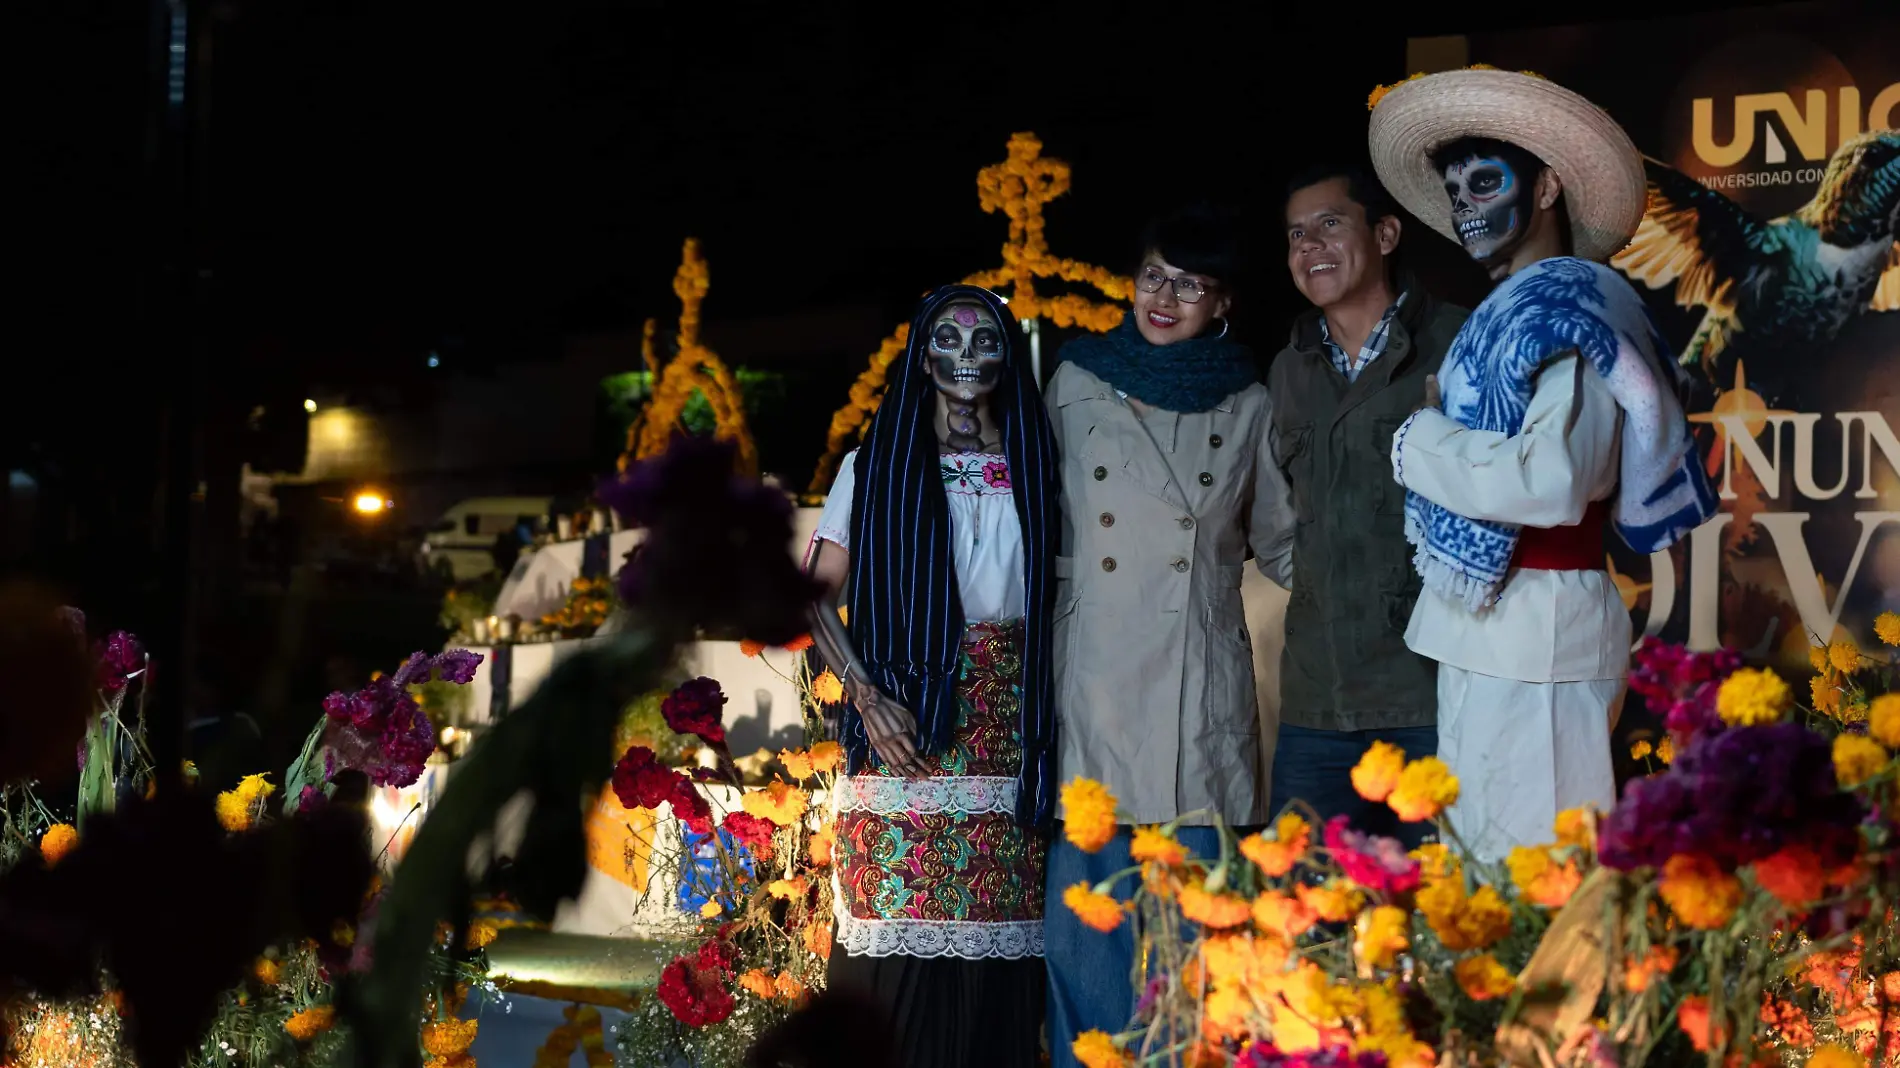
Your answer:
[1368,69,1645,263]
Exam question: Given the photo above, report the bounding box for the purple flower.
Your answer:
[1237,1044,1386,1068]
[599,437,823,645]
[1628,640,1741,743]
[318,651,478,789]
[93,630,145,692]
[661,677,728,745]
[432,649,483,685]
[372,695,437,788]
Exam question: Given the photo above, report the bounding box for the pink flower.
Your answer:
[982,462,1011,489]
[1323,816,1420,895]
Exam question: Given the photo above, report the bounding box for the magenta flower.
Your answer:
[1323,816,1421,895]
[981,461,1011,489]
[93,630,145,692]
[661,677,728,745]
[319,651,481,789]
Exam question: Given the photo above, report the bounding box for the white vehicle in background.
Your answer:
[419,497,551,581]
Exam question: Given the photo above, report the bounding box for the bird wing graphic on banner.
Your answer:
[1612,129,1900,393]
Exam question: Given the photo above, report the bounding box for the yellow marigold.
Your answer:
[1355,981,1434,1067]
[1350,740,1407,802]
[39,823,78,866]
[767,876,809,900]
[698,900,723,918]
[1355,905,1411,970]
[1202,975,1253,1040]
[254,957,282,985]
[1455,953,1517,1001]
[1805,1045,1866,1068]
[1659,854,1743,929]
[738,968,776,998]
[1417,880,1512,951]
[1071,1030,1130,1068]
[1876,611,1900,647]
[1129,826,1190,868]
[772,971,807,1003]
[808,822,835,867]
[1253,889,1320,939]
[1833,734,1888,788]
[1296,880,1365,924]
[1060,777,1119,853]
[1828,637,1862,675]
[1553,808,1593,850]
[463,920,499,950]
[1179,883,1254,929]
[1656,736,1675,764]
[423,1019,479,1058]
[1507,846,1583,908]
[1201,931,1289,988]
[1240,813,1311,878]
[741,781,810,828]
[216,773,277,832]
[1715,667,1791,726]
[1412,842,1460,882]
[810,670,844,705]
[1812,673,1845,716]
[1870,694,1900,748]
[1063,882,1125,932]
[1387,757,1460,822]
[802,919,831,960]
[779,748,815,780]
[1630,740,1653,760]
[284,1006,336,1042]
[1810,643,1831,673]
[807,740,844,773]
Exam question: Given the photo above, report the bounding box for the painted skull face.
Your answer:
[926,301,1005,401]
[1443,154,1530,264]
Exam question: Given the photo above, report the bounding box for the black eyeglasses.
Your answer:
[1135,266,1215,304]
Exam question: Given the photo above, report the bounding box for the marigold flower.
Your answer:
[1417,880,1512,951]
[1507,846,1583,908]
[782,634,814,654]
[1412,842,1460,882]
[1659,854,1744,929]
[1179,883,1253,929]
[1455,954,1516,1001]
[802,919,831,960]
[1295,880,1365,924]
[1812,672,1846,716]
[1201,931,1289,987]
[254,957,282,985]
[779,748,815,780]
[772,971,807,1002]
[741,781,810,827]
[1833,734,1888,788]
[1876,612,1900,647]
[216,773,277,832]
[1630,740,1653,760]
[1387,757,1460,822]
[422,1018,480,1058]
[1624,945,1678,992]
[284,1006,336,1042]
[739,640,765,658]
[807,740,843,772]
[1063,882,1125,932]
[698,901,723,918]
[1810,643,1831,673]
[1355,905,1410,970]
[464,920,499,950]
[1759,993,1815,1048]
[1677,995,1725,1052]
[39,823,78,866]
[1350,740,1406,802]
[1239,813,1310,878]
[738,968,776,998]
[1751,843,1827,910]
[1828,638,1862,675]
[1869,694,1900,748]
[1805,1045,1866,1068]
[1072,1030,1130,1068]
[1060,777,1119,853]
[808,822,835,867]
[1553,807,1594,850]
[1202,975,1253,1040]
[1252,889,1320,939]
[767,876,809,901]
[1715,667,1790,726]
[1129,826,1190,867]
[810,670,844,705]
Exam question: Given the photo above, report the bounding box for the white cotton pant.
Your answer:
[1436,665,1621,863]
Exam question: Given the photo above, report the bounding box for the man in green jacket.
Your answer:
[1265,161,1468,847]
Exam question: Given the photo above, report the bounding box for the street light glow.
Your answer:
[304,398,318,413]
[353,492,389,514]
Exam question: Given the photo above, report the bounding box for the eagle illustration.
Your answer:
[1613,129,1899,394]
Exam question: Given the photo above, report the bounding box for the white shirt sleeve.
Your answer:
[1391,355,1620,528]
[813,451,857,550]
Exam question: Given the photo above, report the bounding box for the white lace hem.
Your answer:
[832,908,1044,960]
[831,774,1018,816]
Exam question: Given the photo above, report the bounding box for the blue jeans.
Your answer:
[1269,724,1438,850]
[1044,823,1223,1067]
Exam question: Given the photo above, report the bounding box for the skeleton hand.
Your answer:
[851,683,932,778]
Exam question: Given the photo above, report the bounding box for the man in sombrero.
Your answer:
[1367,69,1719,859]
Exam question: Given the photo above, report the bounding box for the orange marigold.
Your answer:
[1759,993,1815,1049]
[254,957,282,985]
[1659,854,1743,930]
[802,919,832,960]
[742,781,810,827]
[779,748,816,780]
[1240,813,1310,878]
[808,823,835,867]
[1834,734,1888,788]
[284,1006,336,1042]
[782,634,814,654]
[1416,879,1511,951]
[1677,996,1726,1052]
[1350,740,1406,802]
[1072,1030,1130,1068]
[810,670,845,705]
[1355,905,1410,970]
[1063,882,1125,933]
[1813,673,1846,716]
[767,876,809,900]
[739,969,776,998]
[39,823,78,867]
[1828,637,1862,676]
[1454,954,1516,1001]
[1870,694,1900,748]
[1296,880,1365,924]
[1804,1044,1864,1068]
[773,971,808,1002]
[807,740,844,773]
[1506,846,1583,909]
[1180,883,1254,929]
[1624,945,1678,993]
[739,640,766,657]
[1130,826,1191,867]
[1253,890,1321,939]
[1060,778,1119,854]
[1876,611,1900,647]
[1754,843,1827,910]
[1387,756,1460,822]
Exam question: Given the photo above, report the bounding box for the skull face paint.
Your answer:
[926,301,1005,453]
[1443,155,1529,265]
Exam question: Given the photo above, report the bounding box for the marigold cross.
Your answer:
[621,238,759,477]
[807,132,1129,497]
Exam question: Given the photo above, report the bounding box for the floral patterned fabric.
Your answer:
[832,620,1046,959]
[939,454,1013,495]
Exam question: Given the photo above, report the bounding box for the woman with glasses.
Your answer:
[1041,202,1294,1063]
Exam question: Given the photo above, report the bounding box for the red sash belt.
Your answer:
[1510,499,1610,571]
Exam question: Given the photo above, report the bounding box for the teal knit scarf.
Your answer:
[1059,311,1257,413]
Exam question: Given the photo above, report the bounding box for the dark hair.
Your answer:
[1283,161,1399,225]
[745,990,899,1068]
[1138,201,1247,289]
[1428,136,1573,252]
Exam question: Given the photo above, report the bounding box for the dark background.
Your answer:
[12,0,1797,778]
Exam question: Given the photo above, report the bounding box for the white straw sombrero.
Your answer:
[1367,68,1645,263]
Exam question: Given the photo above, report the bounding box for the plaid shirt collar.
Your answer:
[1319,290,1408,383]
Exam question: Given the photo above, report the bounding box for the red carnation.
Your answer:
[662,677,728,745]
[613,746,693,812]
[656,951,735,1028]
[670,776,713,830]
[721,811,777,858]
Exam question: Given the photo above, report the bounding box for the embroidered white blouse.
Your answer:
[812,449,1026,624]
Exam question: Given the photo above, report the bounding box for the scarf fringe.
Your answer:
[1404,508,1504,611]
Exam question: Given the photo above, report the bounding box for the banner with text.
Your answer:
[1410,1,1899,670]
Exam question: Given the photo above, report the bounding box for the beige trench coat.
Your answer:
[1047,363,1292,827]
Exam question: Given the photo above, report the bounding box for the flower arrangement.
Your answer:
[809,131,1131,496]
[1366,65,1547,111]
[541,575,615,638]
[1059,628,1900,1068]
[622,239,760,478]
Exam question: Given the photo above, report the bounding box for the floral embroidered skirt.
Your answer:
[827,620,1047,1067]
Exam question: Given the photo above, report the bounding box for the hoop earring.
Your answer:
[1213,317,1230,340]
